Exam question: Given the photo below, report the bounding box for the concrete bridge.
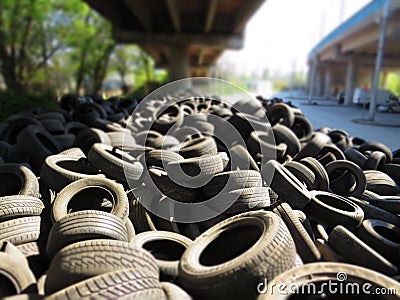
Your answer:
[84,0,264,81]
[307,0,400,104]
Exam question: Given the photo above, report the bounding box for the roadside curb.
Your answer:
[352,118,400,128]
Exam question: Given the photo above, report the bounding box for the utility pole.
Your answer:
[368,0,391,121]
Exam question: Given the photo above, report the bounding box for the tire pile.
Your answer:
[0,93,399,299]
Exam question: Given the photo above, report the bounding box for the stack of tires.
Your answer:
[0,93,398,299]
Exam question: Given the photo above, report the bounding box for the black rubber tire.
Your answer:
[178,136,217,158]
[72,102,107,123]
[107,130,136,148]
[44,239,159,294]
[0,241,37,297]
[166,154,224,183]
[325,159,367,197]
[290,115,313,142]
[152,104,183,134]
[300,157,330,191]
[0,163,39,197]
[383,163,400,185]
[131,231,192,281]
[0,195,44,221]
[211,187,271,215]
[358,141,393,163]
[64,121,87,136]
[266,103,295,127]
[260,262,400,299]
[88,143,143,181]
[72,127,111,155]
[52,177,129,223]
[365,170,400,195]
[144,149,184,169]
[0,216,41,246]
[356,219,400,264]
[128,194,158,233]
[304,190,364,230]
[328,225,398,276]
[293,132,330,161]
[45,268,165,300]
[272,124,300,157]
[58,147,85,158]
[364,151,387,170]
[37,111,67,123]
[273,202,321,263]
[318,144,346,161]
[293,209,315,242]
[146,168,201,203]
[46,210,128,259]
[40,119,65,135]
[170,126,202,142]
[349,196,400,227]
[0,140,11,160]
[179,211,296,300]
[53,134,75,151]
[284,160,317,190]
[315,238,346,262]
[16,125,62,174]
[161,282,192,300]
[40,154,104,192]
[203,170,262,198]
[1,116,42,145]
[344,147,368,168]
[261,160,311,209]
[229,144,260,171]
[247,131,287,162]
[368,196,400,214]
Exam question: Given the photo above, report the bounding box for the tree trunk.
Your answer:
[92,43,115,94]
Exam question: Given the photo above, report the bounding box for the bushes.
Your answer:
[0,90,58,121]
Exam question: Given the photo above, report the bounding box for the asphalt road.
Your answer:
[270,91,400,151]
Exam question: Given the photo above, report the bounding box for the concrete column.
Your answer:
[308,61,317,101]
[306,65,312,92]
[315,67,323,96]
[380,71,388,88]
[344,58,357,105]
[168,45,190,81]
[324,67,332,98]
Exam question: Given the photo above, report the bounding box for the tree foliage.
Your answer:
[0,0,156,95]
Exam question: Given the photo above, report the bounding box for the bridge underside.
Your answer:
[85,0,264,80]
[307,0,400,103]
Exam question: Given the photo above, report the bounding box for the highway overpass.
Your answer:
[307,0,400,104]
[84,0,265,81]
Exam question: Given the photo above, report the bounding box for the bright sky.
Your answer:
[219,0,371,76]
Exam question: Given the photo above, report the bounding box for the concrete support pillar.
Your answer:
[306,65,312,92]
[168,45,190,81]
[324,67,332,98]
[315,68,323,96]
[308,61,317,101]
[381,71,388,88]
[344,58,357,105]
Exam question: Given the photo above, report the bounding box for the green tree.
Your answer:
[0,0,65,90]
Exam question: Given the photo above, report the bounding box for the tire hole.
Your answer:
[374,226,400,244]
[67,186,114,213]
[57,160,99,175]
[0,172,21,196]
[200,224,262,266]
[143,239,186,261]
[0,274,17,297]
[315,194,355,212]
